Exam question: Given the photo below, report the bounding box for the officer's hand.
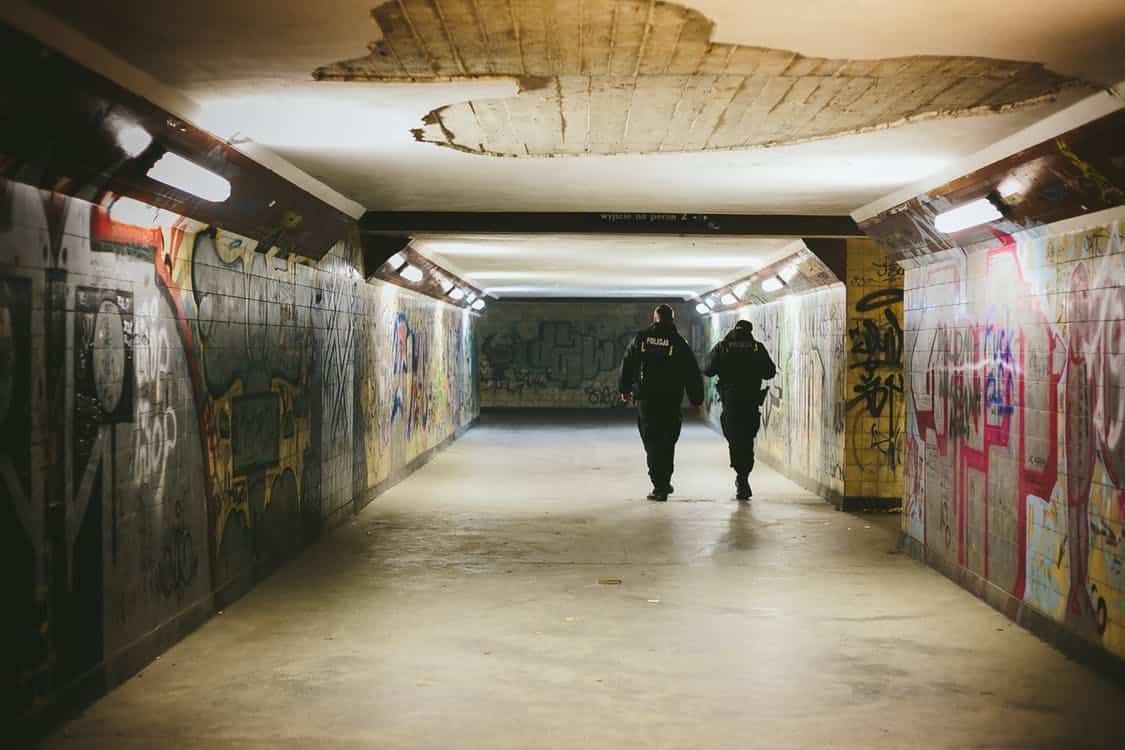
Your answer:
[620,392,634,405]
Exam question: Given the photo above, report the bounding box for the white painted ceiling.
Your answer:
[20,0,1125,297]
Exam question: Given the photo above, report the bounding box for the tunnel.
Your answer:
[2,1,1125,747]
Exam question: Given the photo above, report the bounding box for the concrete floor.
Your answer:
[45,412,1125,749]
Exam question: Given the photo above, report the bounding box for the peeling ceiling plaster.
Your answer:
[315,0,1091,157]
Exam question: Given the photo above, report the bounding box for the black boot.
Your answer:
[735,473,751,501]
[647,487,669,502]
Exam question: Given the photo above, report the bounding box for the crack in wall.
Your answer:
[315,0,1093,157]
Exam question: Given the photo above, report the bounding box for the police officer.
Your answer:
[619,305,704,501]
[703,320,777,500]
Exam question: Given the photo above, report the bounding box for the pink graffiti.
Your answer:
[911,235,1061,600]
[1065,258,1125,632]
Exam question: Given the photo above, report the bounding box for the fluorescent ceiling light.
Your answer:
[471,299,486,311]
[933,198,1002,234]
[695,302,710,314]
[399,264,424,283]
[437,276,454,293]
[449,287,466,301]
[997,177,1025,201]
[117,125,153,158]
[762,277,784,293]
[147,152,231,202]
[779,263,800,282]
[385,252,407,270]
[721,293,737,306]
[465,292,478,303]
[465,271,547,281]
[108,196,159,226]
[733,282,750,299]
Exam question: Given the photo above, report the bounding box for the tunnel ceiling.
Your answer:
[409,233,800,298]
[314,0,1089,158]
[21,0,1125,214]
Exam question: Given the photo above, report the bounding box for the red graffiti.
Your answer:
[1064,257,1125,632]
[910,235,1060,600]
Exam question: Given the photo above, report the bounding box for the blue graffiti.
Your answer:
[982,314,1016,420]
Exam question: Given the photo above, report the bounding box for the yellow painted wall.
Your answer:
[844,239,906,500]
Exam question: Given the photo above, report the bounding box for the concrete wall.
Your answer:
[479,300,698,408]
[0,177,479,725]
[902,213,1125,662]
[704,286,847,498]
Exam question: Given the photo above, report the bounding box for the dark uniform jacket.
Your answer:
[703,321,777,404]
[619,321,704,405]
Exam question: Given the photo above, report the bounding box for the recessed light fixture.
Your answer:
[779,263,800,282]
[933,197,1002,234]
[399,264,424,283]
[761,277,784,293]
[733,282,750,299]
[449,287,466,301]
[695,302,710,314]
[997,176,1025,201]
[147,152,231,202]
[465,291,478,304]
[436,276,454,293]
[116,125,153,158]
[108,196,159,226]
[471,299,486,311]
[385,252,407,270]
[721,293,737,306]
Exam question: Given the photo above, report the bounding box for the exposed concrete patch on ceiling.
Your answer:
[313,0,1092,158]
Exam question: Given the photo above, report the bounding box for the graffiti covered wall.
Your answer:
[903,215,1125,661]
[704,286,847,497]
[0,177,478,724]
[845,239,906,500]
[479,301,697,408]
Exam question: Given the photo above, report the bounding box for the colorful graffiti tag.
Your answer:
[904,219,1125,658]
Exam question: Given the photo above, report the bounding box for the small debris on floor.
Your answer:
[647,599,661,604]
[598,578,623,585]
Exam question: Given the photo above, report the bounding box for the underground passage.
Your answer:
[2,1,1125,747]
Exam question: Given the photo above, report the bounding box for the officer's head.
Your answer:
[653,304,675,325]
[735,320,753,332]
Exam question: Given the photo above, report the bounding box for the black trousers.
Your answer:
[636,399,683,489]
[719,391,762,476]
